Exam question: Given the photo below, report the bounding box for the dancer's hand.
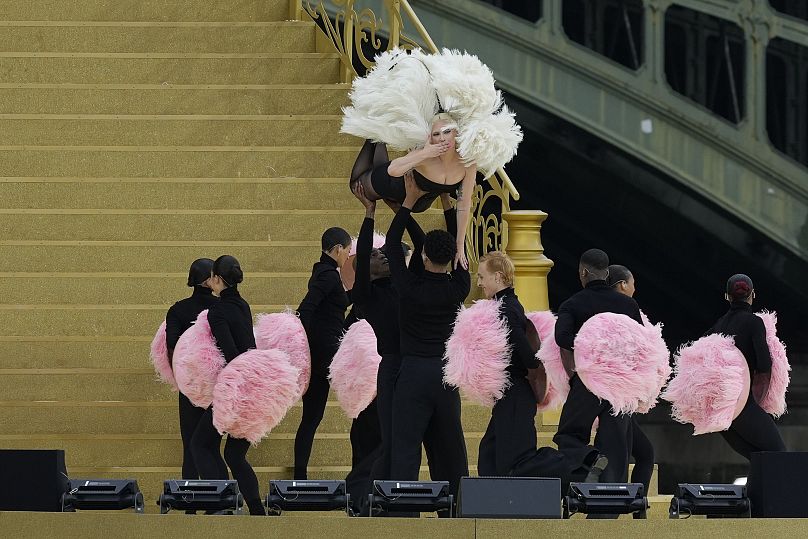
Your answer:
[352,181,376,215]
[403,170,427,209]
[454,247,468,270]
[421,134,449,159]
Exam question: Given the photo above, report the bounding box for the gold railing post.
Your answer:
[342,1,355,82]
[388,0,401,47]
[289,0,303,20]
[503,210,553,311]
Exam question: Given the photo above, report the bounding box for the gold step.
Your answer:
[0,306,290,337]
[0,274,309,305]
[0,89,349,115]
[0,177,361,210]
[0,400,498,435]
[0,209,442,241]
[0,241,322,274]
[0,1,290,22]
[0,147,357,177]
[0,432,498,468]
[0,54,340,84]
[0,22,316,53]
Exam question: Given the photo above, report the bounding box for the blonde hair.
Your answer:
[479,251,515,287]
[430,113,458,131]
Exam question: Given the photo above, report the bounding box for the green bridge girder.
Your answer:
[348,0,808,259]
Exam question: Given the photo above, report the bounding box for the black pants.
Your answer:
[190,408,265,515]
[554,374,632,483]
[369,354,401,482]
[179,392,205,479]
[630,419,654,493]
[351,139,438,213]
[293,367,331,479]
[478,378,539,476]
[390,356,469,502]
[721,394,786,460]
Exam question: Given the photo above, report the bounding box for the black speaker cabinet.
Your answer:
[458,476,561,518]
[749,451,808,518]
[0,449,70,511]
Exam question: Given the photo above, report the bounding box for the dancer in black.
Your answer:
[603,264,655,494]
[387,174,470,510]
[475,251,605,491]
[293,227,351,479]
[553,249,643,484]
[164,258,220,485]
[189,255,265,515]
[709,274,786,459]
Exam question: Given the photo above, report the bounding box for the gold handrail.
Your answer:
[302,0,521,270]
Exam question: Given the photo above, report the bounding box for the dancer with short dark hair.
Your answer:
[293,227,352,479]
[387,174,470,509]
[554,249,643,484]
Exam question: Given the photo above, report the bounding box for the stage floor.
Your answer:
[2,511,806,539]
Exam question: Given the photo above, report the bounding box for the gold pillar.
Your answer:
[288,0,302,21]
[503,210,553,311]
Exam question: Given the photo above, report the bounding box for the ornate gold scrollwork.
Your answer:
[304,0,516,273]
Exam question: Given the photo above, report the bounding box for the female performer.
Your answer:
[348,116,476,268]
[164,258,219,483]
[294,228,352,479]
[708,274,786,459]
[189,255,265,515]
[605,264,655,495]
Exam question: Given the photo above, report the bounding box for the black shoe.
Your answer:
[584,454,609,483]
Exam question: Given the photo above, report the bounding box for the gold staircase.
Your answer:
[0,0,657,509]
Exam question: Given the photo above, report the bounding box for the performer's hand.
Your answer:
[352,181,376,214]
[454,247,468,270]
[403,170,427,209]
[421,135,449,159]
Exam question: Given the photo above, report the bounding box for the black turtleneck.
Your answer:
[207,286,255,363]
[165,286,219,356]
[709,301,772,374]
[555,279,642,351]
[386,207,470,358]
[297,252,350,361]
[494,287,540,381]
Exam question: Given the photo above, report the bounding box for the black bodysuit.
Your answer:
[164,286,219,482]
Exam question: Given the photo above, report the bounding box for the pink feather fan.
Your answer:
[149,320,178,391]
[329,320,382,419]
[663,334,750,435]
[172,310,226,408]
[254,311,311,398]
[527,310,569,411]
[752,310,790,418]
[573,312,670,415]
[443,299,511,407]
[212,349,301,444]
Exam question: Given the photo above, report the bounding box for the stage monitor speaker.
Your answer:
[0,449,69,512]
[749,451,808,518]
[458,477,561,519]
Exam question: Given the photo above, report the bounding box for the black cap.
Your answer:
[726,273,753,300]
[187,258,214,287]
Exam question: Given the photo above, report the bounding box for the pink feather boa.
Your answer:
[172,310,226,408]
[212,349,301,444]
[329,320,382,418]
[637,313,672,413]
[254,311,311,398]
[752,311,790,418]
[149,320,178,391]
[574,312,670,415]
[663,334,750,434]
[443,299,511,407]
[527,311,569,411]
[348,231,386,256]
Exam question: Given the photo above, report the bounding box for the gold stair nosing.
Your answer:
[0,52,340,59]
